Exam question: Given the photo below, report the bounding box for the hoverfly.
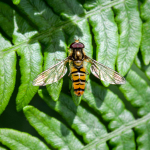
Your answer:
[33,40,126,96]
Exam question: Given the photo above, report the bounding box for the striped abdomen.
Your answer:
[71,67,86,96]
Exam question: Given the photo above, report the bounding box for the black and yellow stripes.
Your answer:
[71,67,86,96]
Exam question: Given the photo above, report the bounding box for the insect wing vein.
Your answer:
[33,57,68,86]
[86,56,126,84]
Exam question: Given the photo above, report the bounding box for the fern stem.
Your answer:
[82,113,150,150]
[1,0,124,55]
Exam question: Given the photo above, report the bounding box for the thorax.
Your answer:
[71,48,84,67]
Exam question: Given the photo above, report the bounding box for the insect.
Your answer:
[33,40,126,96]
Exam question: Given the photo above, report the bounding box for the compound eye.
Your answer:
[70,42,85,48]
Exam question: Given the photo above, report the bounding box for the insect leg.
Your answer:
[68,73,73,81]
[85,70,90,75]
[84,55,89,60]
[68,55,74,60]
[68,71,71,76]
[56,59,62,61]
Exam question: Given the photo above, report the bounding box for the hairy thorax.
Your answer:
[72,48,84,67]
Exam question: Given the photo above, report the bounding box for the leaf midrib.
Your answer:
[1,0,124,55]
[119,1,134,63]
[0,131,30,149]
[30,109,73,150]
[0,57,6,105]
[17,45,34,107]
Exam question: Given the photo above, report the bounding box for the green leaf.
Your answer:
[17,0,62,31]
[119,69,150,117]
[0,146,7,150]
[82,113,150,150]
[12,0,20,5]
[13,12,43,111]
[43,30,67,101]
[135,52,150,80]
[45,0,85,19]
[119,64,150,150]
[145,65,150,80]
[38,89,108,147]
[140,0,150,65]
[85,0,118,87]
[135,121,150,150]
[0,0,150,149]
[0,2,14,38]
[0,34,16,115]
[23,105,84,150]
[0,129,50,150]
[70,89,82,106]
[83,80,135,149]
[17,0,68,102]
[140,21,150,65]
[113,0,142,75]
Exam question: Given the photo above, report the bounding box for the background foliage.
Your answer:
[0,0,150,149]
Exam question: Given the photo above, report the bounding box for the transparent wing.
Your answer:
[33,57,69,86]
[86,56,126,84]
